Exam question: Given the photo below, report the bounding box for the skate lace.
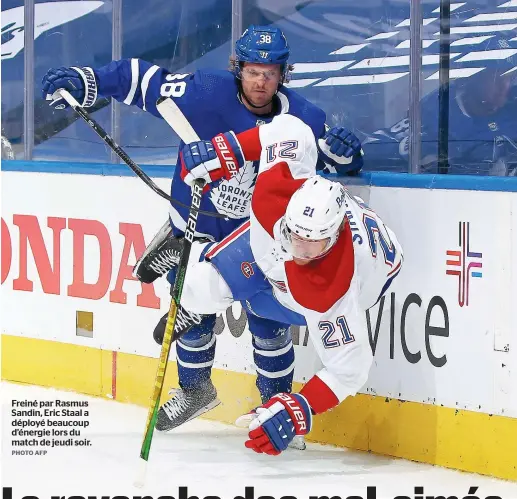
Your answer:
[162,389,190,419]
[148,249,179,275]
[175,307,203,331]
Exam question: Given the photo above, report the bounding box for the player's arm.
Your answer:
[244,297,373,456]
[179,114,317,186]
[299,309,373,414]
[41,58,201,119]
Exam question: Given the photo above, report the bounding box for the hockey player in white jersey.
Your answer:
[41,26,364,439]
[161,114,403,455]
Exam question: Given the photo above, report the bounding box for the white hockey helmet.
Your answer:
[280,177,347,261]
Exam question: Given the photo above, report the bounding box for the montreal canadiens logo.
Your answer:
[241,262,254,278]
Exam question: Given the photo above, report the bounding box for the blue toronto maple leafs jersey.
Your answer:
[362,83,517,176]
[92,58,327,240]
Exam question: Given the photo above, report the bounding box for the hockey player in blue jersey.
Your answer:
[41,25,364,441]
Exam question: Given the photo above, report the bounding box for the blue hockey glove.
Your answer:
[245,393,312,456]
[180,132,244,187]
[41,66,97,109]
[318,126,364,174]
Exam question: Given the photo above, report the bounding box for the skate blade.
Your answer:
[288,435,306,450]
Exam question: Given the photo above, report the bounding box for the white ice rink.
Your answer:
[2,382,516,499]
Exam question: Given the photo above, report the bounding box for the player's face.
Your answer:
[241,63,281,108]
[290,233,331,265]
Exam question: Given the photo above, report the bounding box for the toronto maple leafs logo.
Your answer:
[209,161,257,218]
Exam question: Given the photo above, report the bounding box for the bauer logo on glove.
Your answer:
[245,392,312,455]
[180,132,245,187]
[213,135,240,178]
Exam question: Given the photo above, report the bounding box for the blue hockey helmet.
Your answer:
[234,25,290,79]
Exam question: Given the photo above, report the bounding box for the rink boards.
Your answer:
[1,166,516,480]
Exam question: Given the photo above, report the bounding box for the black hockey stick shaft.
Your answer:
[56,89,226,218]
[57,90,170,201]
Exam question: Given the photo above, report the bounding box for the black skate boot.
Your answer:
[153,305,210,345]
[155,379,220,431]
[133,220,184,283]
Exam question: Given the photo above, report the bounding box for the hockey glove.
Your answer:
[245,393,312,456]
[42,66,97,109]
[180,132,244,187]
[318,126,364,175]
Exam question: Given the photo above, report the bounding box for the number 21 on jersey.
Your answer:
[362,213,397,266]
[319,316,355,349]
[266,141,299,162]
[355,198,397,267]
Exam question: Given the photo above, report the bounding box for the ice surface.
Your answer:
[2,382,516,498]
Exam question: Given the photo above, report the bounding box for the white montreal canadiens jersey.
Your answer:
[248,114,404,411]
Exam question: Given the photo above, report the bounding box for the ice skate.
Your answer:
[133,220,183,283]
[155,380,220,432]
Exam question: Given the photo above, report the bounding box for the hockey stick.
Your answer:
[136,177,205,486]
[135,97,209,485]
[55,89,226,218]
[156,96,201,143]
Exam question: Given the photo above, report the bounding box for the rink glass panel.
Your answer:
[416,1,517,176]
[0,0,515,172]
[116,0,232,165]
[33,0,114,163]
[2,0,26,160]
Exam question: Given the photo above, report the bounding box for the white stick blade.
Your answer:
[156,96,200,143]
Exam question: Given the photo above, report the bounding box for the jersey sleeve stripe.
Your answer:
[123,58,139,105]
[141,64,160,111]
[205,220,251,259]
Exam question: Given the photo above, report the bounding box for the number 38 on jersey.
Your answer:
[160,73,189,98]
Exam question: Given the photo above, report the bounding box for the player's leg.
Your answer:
[248,315,306,451]
[155,315,221,432]
[149,220,306,433]
[247,314,294,403]
[235,302,308,450]
[133,221,221,431]
[155,265,222,432]
[134,217,215,354]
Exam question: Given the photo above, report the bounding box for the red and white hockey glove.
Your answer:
[180,131,244,187]
[245,393,312,456]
